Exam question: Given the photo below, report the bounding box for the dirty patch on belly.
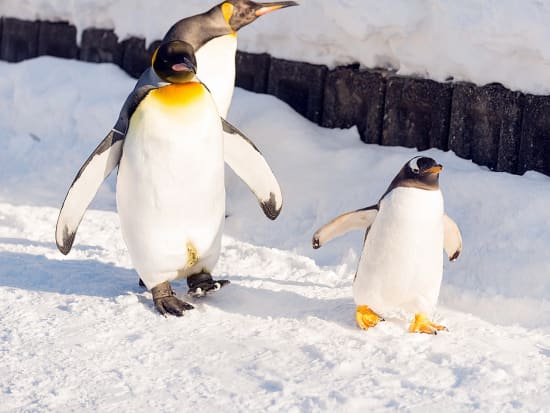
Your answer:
[186,241,200,268]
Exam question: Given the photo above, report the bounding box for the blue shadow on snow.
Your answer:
[0,250,138,298]
[0,249,355,327]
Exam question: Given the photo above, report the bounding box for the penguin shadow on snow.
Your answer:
[0,236,104,252]
[198,281,447,334]
[0,242,354,324]
[0,249,418,330]
[227,274,328,289]
[0,250,138,298]
[196,277,355,327]
[0,247,352,324]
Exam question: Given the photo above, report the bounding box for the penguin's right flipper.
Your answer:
[55,130,124,255]
[55,86,155,255]
[312,205,378,249]
[222,118,283,220]
[443,214,463,261]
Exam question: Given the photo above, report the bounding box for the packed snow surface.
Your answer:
[1,58,550,411]
[4,0,550,94]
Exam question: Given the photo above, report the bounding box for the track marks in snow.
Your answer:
[1,202,549,412]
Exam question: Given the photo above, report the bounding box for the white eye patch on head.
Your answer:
[408,157,421,173]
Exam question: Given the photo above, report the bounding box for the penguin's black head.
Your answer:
[152,40,197,84]
[219,1,298,31]
[403,156,442,187]
[381,156,443,199]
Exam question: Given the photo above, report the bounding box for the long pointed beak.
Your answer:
[255,1,299,17]
[422,165,443,175]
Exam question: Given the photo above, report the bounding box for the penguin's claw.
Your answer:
[154,296,194,317]
[151,281,194,317]
[408,313,447,335]
[355,305,383,330]
[187,280,230,298]
[187,273,230,298]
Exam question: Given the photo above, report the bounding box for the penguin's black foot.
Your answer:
[187,272,230,298]
[152,281,194,317]
[138,278,146,288]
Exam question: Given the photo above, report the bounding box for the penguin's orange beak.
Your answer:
[255,1,299,17]
[422,165,443,175]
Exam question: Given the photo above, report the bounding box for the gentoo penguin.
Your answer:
[312,157,463,334]
[55,40,282,315]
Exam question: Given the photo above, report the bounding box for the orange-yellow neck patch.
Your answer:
[221,2,234,24]
[150,82,205,106]
[221,2,237,34]
[151,47,159,66]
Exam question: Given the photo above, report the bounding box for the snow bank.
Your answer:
[3,0,550,94]
[0,57,132,208]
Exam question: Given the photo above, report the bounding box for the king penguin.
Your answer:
[135,1,298,233]
[55,1,294,265]
[55,40,282,316]
[116,40,229,316]
[136,0,299,118]
[312,157,463,334]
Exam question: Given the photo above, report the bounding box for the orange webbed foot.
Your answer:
[408,313,448,335]
[355,305,383,330]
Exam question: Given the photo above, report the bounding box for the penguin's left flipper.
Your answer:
[55,86,155,255]
[443,214,462,261]
[312,205,379,249]
[222,118,283,220]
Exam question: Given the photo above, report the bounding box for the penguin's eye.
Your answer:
[412,167,419,174]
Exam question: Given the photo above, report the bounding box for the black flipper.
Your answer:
[222,118,283,220]
[55,85,155,255]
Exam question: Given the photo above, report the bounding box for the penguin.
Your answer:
[55,40,282,316]
[55,1,296,261]
[118,40,227,315]
[136,1,298,224]
[137,0,299,118]
[312,157,463,334]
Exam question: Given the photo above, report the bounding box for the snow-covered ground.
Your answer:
[4,0,550,94]
[1,57,549,412]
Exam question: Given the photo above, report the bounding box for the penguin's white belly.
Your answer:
[353,187,444,316]
[196,34,237,118]
[116,84,225,288]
